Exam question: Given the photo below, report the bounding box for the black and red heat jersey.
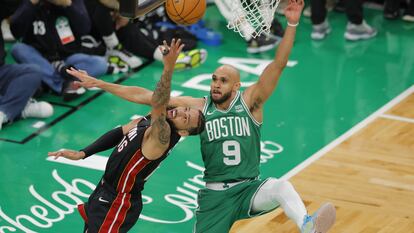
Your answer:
[102,116,181,195]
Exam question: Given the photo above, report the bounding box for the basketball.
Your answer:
[165,0,206,26]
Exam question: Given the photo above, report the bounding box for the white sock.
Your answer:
[153,47,163,61]
[251,178,307,229]
[102,32,119,49]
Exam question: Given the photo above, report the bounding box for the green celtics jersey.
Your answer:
[200,91,262,182]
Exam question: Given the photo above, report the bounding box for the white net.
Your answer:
[226,0,281,39]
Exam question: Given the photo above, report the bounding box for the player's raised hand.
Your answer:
[48,149,85,160]
[66,67,101,88]
[285,0,304,26]
[159,38,185,70]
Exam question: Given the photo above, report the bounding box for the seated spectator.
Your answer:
[9,0,109,101]
[0,24,53,130]
[85,0,142,71]
[86,0,207,71]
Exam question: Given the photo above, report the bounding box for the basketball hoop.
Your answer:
[120,0,280,38]
[120,0,166,18]
[226,0,281,39]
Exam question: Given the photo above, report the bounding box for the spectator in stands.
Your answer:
[310,0,377,41]
[85,0,142,71]
[85,0,207,71]
[9,0,109,101]
[0,16,53,130]
[0,0,21,42]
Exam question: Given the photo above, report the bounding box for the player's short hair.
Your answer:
[188,110,205,135]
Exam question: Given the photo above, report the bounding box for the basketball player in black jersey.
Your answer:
[48,39,205,233]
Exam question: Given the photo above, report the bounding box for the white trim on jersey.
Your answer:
[202,96,209,115]
[121,157,145,193]
[107,193,127,233]
[213,91,241,113]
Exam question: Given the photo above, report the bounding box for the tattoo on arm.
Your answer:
[152,69,173,107]
[150,65,173,145]
[152,113,171,145]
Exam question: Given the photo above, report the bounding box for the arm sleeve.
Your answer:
[10,0,38,39]
[64,0,91,36]
[80,126,124,159]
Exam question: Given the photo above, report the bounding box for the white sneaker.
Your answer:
[175,49,208,70]
[402,13,414,22]
[344,21,377,41]
[301,203,336,233]
[1,19,15,42]
[311,21,331,40]
[0,111,6,130]
[107,56,129,74]
[106,44,142,69]
[21,99,54,119]
[247,34,281,54]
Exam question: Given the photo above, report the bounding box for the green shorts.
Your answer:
[194,178,277,233]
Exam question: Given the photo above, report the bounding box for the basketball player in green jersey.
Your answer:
[68,1,336,232]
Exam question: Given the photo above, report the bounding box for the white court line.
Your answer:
[47,151,108,171]
[370,178,414,192]
[32,121,46,129]
[379,114,414,124]
[282,85,414,180]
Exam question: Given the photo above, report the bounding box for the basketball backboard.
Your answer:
[120,0,166,18]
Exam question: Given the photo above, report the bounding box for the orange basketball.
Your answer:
[165,0,206,26]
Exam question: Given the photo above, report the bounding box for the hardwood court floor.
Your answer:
[231,92,414,232]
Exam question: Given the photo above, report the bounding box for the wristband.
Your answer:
[287,21,299,27]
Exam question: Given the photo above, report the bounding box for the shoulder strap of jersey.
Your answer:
[137,115,151,128]
[202,96,210,115]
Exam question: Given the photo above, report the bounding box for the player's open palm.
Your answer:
[66,67,101,88]
[285,0,304,25]
[48,149,85,160]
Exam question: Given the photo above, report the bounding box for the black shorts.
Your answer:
[78,181,143,233]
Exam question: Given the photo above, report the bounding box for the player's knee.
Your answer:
[274,179,293,190]
[266,178,294,198]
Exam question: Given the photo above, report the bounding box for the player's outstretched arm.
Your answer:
[142,39,184,159]
[48,150,86,160]
[48,119,137,161]
[67,66,204,110]
[67,67,154,105]
[244,0,304,108]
